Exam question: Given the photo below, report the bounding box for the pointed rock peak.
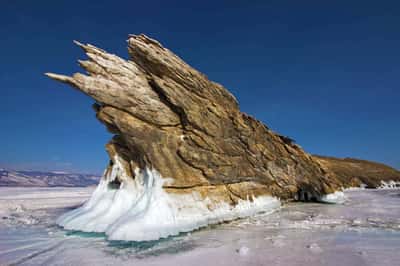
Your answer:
[45,72,73,83]
[72,40,108,56]
[128,33,165,49]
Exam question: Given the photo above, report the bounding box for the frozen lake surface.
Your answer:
[1,187,399,265]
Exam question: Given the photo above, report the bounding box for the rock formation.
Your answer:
[46,34,399,240]
[314,155,400,188]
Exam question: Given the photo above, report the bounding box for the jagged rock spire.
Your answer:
[47,34,343,201]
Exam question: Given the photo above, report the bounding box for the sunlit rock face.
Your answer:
[48,34,390,240]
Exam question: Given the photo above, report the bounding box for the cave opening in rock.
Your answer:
[107,178,121,190]
[297,189,318,202]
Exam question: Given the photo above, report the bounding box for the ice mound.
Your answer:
[379,180,400,189]
[318,191,346,204]
[57,156,281,241]
[344,183,367,191]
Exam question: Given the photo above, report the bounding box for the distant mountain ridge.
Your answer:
[0,168,100,187]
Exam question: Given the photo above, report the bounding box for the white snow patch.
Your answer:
[237,246,250,256]
[307,243,323,253]
[271,238,286,247]
[319,191,346,204]
[344,183,367,191]
[57,156,281,241]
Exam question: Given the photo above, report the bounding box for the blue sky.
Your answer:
[1,1,399,173]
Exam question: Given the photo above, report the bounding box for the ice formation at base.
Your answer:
[344,185,366,191]
[57,156,281,241]
[318,191,346,204]
[378,180,400,189]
